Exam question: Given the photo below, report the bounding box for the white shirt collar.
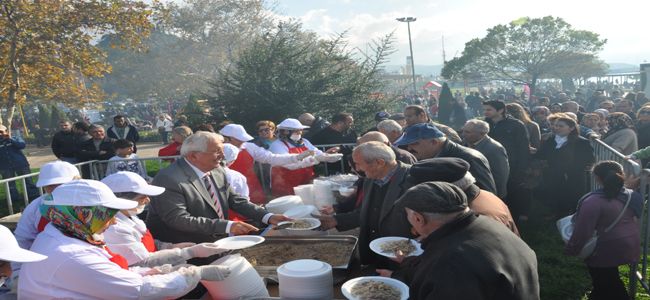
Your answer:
[554,135,568,149]
[184,158,211,179]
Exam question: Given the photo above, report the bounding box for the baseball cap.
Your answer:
[219,124,254,142]
[394,123,444,146]
[36,161,80,187]
[222,143,240,164]
[375,111,391,122]
[101,171,165,196]
[396,181,468,213]
[0,225,47,263]
[277,118,309,130]
[45,179,138,210]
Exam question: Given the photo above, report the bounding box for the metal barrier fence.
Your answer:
[0,156,179,215]
[84,156,179,180]
[590,139,641,190]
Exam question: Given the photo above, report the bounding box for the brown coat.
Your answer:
[467,185,519,236]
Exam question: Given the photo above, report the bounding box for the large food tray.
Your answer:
[235,235,358,281]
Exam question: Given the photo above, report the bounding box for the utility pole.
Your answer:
[396,17,417,96]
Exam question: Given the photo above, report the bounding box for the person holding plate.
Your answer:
[383,182,539,300]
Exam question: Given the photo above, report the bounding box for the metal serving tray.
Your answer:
[234,235,358,281]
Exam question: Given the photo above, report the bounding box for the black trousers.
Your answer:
[587,266,628,300]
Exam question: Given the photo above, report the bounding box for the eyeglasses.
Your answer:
[258,128,272,133]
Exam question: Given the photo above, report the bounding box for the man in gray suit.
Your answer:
[315,141,415,267]
[146,131,289,243]
[461,119,510,199]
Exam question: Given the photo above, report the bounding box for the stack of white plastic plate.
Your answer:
[201,254,269,299]
[265,195,303,214]
[282,205,318,219]
[312,180,335,207]
[277,259,333,300]
[293,184,314,205]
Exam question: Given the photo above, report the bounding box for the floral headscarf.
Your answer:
[40,202,118,246]
[605,112,635,137]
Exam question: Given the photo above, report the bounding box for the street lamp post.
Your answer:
[396,17,417,96]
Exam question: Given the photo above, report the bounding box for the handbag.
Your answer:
[557,190,632,259]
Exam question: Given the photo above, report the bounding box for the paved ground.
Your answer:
[25,142,167,169]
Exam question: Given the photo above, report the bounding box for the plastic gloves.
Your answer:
[295,150,315,161]
[178,265,231,283]
[136,249,188,268]
[156,241,196,250]
[180,243,229,259]
[315,153,342,163]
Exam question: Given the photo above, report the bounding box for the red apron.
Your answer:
[271,141,314,197]
[229,149,266,204]
[104,246,129,269]
[37,217,49,232]
[140,229,157,252]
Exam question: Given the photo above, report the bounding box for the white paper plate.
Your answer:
[369,236,423,258]
[341,276,409,300]
[214,235,265,250]
[278,218,321,231]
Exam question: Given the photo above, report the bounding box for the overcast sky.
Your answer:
[274,0,648,66]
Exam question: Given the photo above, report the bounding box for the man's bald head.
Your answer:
[357,131,389,145]
[298,113,315,126]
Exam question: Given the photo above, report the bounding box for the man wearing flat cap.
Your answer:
[395,123,497,193]
[408,157,518,235]
[387,182,539,300]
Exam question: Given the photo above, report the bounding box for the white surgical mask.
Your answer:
[290,133,301,142]
[126,204,146,217]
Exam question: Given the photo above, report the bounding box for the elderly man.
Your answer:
[403,105,462,143]
[389,182,539,299]
[316,141,415,266]
[76,124,116,178]
[376,119,403,144]
[358,131,416,165]
[107,115,140,152]
[408,157,518,235]
[461,119,509,199]
[395,123,496,193]
[146,131,289,244]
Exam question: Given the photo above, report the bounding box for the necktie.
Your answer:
[203,174,225,219]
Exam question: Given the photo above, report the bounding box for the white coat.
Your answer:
[103,213,152,266]
[224,167,249,198]
[18,224,195,300]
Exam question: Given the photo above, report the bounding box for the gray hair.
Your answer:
[464,119,489,134]
[181,131,222,157]
[377,119,402,133]
[172,126,193,139]
[353,141,395,163]
[450,172,476,190]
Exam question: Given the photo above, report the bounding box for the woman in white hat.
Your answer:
[11,161,80,289]
[218,123,313,204]
[13,161,80,251]
[18,179,230,299]
[268,118,342,196]
[101,171,228,267]
[0,224,46,300]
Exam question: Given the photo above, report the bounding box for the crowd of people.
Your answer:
[1,82,649,299]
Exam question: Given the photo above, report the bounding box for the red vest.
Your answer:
[229,148,266,204]
[271,141,315,197]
